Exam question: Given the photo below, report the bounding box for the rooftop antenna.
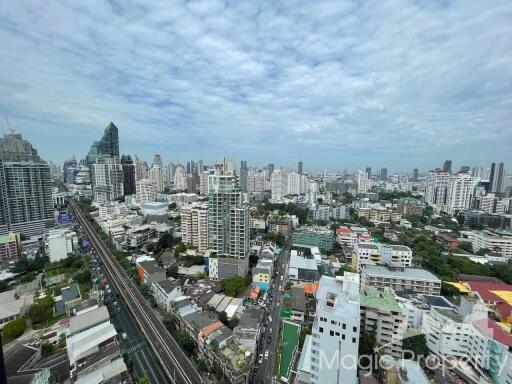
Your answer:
[4,116,14,134]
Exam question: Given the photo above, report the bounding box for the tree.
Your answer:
[228,318,239,330]
[358,329,377,371]
[166,264,179,278]
[402,334,427,361]
[218,311,228,326]
[138,377,150,384]
[2,318,26,341]
[221,276,246,297]
[27,297,54,326]
[163,314,176,333]
[41,342,54,358]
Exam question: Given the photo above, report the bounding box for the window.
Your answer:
[331,320,336,325]
[342,323,346,329]
[342,334,345,340]
[330,330,334,336]
[335,332,340,336]
[319,327,324,333]
[353,326,357,332]
[352,337,357,343]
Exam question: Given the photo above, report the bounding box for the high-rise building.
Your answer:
[199,171,210,196]
[120,155,136,195]
[166,161,177,184]
[267,163,274,178]
[87,122,119,165]
[365,166,371,178]
[471,166,485,179]
[446,172,476,215]
[148,164,165,193]
[443,160,453,174]
[310,274,360,384]
[153,154,162,168]
[357,171,369,194]
[186,174,199,193]
[207,173,249,279]
[380,167,388,180]
[287,172,308,195]
[136,179,157,204]
[424,169,450,209]
[174,165,187,190]
[271,169,289,201]
[134,155,147,181]
[181,202,208,252]
[91,155,124,204]
[412,168,419,182]
[0,133,55,236]
[63,158,77,184]
[460,165,470,173]
[490,162,505,193]
[298,160,303,175]
[239,160,248,193]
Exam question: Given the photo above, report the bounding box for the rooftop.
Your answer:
[68,306,109,335]
[289,254,318,271]
[362,265,440,282]
[360,287,400,312]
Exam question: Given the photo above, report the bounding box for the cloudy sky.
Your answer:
[0,1,511,172]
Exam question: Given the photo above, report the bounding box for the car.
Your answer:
[258,354,263,364]
[121,332,127,340]
[264,350,269,359]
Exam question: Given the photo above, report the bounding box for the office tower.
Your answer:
[148,163,164,193]
[310,274,360,384]
[173,165,187,190]
[207,173,249,279]
[198,160,204,173]
[181,202,208,252]
[489,162,505,193]
[134,156,147,181]
[471,166,485,179]
[223,157,235,175]
[63,158,77,184]
[446,172,476,215]
[357,171,369,194]
[239,160,248,193]
[136,179,157,204]
[91,155,124,204]
[97,122,119,157]
[166,161,177,184]
[424,169,450,208]
[365,166,371,178]
[267,163,275,178]
[380,167,388,180]
[0,133,55,236]
[460,165,470,173]
[412,168,419,182]
[186,174,199,193]
[298,160,303,175]
[153,154,162,168]
[443,160,452,174]
[120,155,136,195]
[271,169,289,201]
[186,161,191,175]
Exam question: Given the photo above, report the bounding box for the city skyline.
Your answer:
[1,1,511,169]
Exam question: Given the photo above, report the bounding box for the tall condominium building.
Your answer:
[0,133,55,236]
[181,202,208,252]
[148,164,165,193]
[472,166,485,179]
[365,166,371,178]
[174,165,187,190]
[310,274,360,384]
[91,155,124,204]
[207,173,249,279]
[270,168,289,201]
[134,155,147,181]
[136,179,157,204]
[120,155,136,195]
[443,159,452,174]
[247,171,267,193]
[63,158,77,184]
[298,160,303,175]
[199,171,209,196]
[490,162,505,193]
[287,172,308,195]
[357,171,369,194]
[446,172,476,215]
[239,160,248,193]
[380,167,388,180]
[424,169,450,209]
[412,168,419,182]
[86,122,119,165]
[166,161,177,184]
[152,154,162,168]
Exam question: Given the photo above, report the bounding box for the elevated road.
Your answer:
[69,198,204,384]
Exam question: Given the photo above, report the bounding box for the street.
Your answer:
[253,244,291,384]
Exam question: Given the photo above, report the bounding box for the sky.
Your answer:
[0,1,511,172]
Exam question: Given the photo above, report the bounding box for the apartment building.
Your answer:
[469,230,512,257]
[151,278,183,312]
[136,178,157,204]
[336,226,372,246]
[181,202,209,252]
[352,243,413,271]
[361,265,441,295]
[310,274,360,384]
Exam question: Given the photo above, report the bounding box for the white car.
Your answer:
[121,332,127,340]
[258,354,263,364]
[264,350,270,359]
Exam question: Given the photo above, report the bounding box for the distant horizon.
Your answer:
[1,2,511,170]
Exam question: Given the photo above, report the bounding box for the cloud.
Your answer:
[0,0,511,171]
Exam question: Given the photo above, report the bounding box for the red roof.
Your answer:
[464,281,512,318]
[336,227,352,234]
[474,318,512,347]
